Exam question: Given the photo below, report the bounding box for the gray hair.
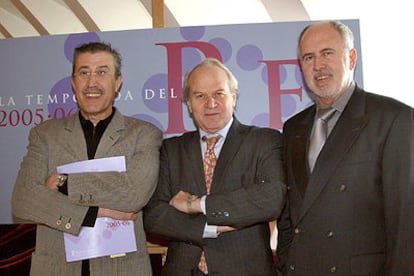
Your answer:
[298,20,355,56]
[72,41,122,79]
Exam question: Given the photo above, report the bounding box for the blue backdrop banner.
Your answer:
[0,20,363,223]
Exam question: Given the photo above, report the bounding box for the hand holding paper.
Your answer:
[64,217,137,262]
[57,156,137,262]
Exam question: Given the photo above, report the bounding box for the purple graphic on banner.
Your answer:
[281,94,297,118]
[209,38,232,63]
[236,44,263,71]
[180,26,205,41]
[251,113,269,127]
[64,33,100,62]
[182,48,203,74]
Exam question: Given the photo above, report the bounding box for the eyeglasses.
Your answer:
[73,70,113,80]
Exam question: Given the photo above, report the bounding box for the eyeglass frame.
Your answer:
[72,69,114,80]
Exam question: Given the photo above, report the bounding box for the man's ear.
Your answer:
[349,48,357,70]
[186,100,192,113]
[116,75,123,92]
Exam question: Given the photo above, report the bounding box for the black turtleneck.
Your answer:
[58,109,115,276]
[79,109,115,276]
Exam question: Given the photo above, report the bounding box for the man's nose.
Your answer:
[313,55,326,70]
[205,96,217,108]
[85,73,98,85]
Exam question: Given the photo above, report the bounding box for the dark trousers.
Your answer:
[81,260,89,276]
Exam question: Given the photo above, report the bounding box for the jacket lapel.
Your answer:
[182,131,207,195]
[210,118,246,194]
[62,112,88,160]
[290,110,314,199]
[94,110,124,159]
[60,109,125,161]
[297,88,368,223]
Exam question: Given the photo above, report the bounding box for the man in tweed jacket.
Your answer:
[12,42,162,275]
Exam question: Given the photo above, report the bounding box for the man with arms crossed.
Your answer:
[12,42,162,275]
[144,58,286,275]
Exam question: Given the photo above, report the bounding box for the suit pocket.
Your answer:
[350,252,386,275]
[342,151,377,165]
[338,151,380,177]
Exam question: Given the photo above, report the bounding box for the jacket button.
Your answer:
[223,212,229,217]
[294,228,300,234]
[327,231,333,238]
[339,184,346,192]
[330,266,337,272]
[289,264,295,271]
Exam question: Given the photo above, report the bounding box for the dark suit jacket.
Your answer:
[12,109,162,276]
[277,86,414,275]
[144,118,286,275]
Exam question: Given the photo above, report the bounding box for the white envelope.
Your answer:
[57,156,126,174]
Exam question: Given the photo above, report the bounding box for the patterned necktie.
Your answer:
[198,135,221,274]
[308,107,336,172]
[202,136,221,194]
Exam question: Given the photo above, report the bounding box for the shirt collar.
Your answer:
[199,117,233,141]
[331,81,355,113]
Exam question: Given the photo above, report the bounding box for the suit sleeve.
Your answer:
[144,141,207,245]
[12,125,89,235]
[205,128,286,228]
[383,106,414,274]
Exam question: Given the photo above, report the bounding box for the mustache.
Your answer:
[313,70,332,79]
[82,87,104,94]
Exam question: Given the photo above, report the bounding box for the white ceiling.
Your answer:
[0,0,311,39]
